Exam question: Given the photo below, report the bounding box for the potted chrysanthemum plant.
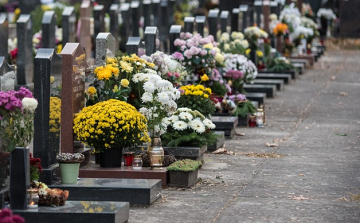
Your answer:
[56,153,85,184]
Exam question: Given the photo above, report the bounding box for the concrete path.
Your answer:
[129,49,360,223]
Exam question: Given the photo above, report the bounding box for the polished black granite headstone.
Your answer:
[211,116,238,138]
[50,178,161,205]
[254,0,262,27]
[163,146,207,161]
[195,16,206,37]
[143,0,151,27]
[243,83,277,98]
[14,201,129,223]
[245,92,266,106]
[207,131,225,151]
[94,5,106,48]
[131,1,140,36]
[184,17,195,34]
[220,11,229,33]
[208,9,219,40]
[144,26,157,56]
[231,8,240,32]
[0,15,8,57]
[41,11,56,49]
[255,73,291,84]
[259,69,298,79]
[169,25,181,54]
[239,4,249,32]
[109,4,119,50]
[126,36,141,55]
[252,79,284,91]
[62,6,76,46]
[119,3,131,51]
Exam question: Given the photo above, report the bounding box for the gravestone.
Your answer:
[16,14,33,88]
[120,3,131,51]
[126,37,141,55]
[231,8,240,32]
[143,0,152,28]
[19,0,40,14]
[240,4,249,32]
[0,15,8,57]
[79,0,92,59]
[263,0,270,33]
[0,57,15,91]
[254,0,262,27]
[109,4,120,50]
[41,11,56,49]
[93,5,106,47]
[144,27,157,56]
[62,6,76,46]
[169,25,181,54]
[338,1,360,38]
[184,17,195,34]
[60,43,87,154]
[195,16,206,37]
[249,5,254,26]
[199,0,206,8]
[96,33,116,66]
[168,0,175,27]
[152,0,161,26]
[131,1,140,36]
[159,0,169,53]
[208,9,219,41]
[270,1,279,16]
[220,11,229,33]
[33,48,62,185]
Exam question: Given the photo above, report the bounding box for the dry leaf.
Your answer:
[213,148,226,154]
[288,195,309,200]
[331,76,336,80]
[236,132,245,136]
[266,142,278,147]
[340,92,348,96]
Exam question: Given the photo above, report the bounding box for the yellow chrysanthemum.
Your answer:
[200,74,209,82]
[88,87,97,95]
[119,61,133,73]
[121,79,129,87]
[256,50,263,57]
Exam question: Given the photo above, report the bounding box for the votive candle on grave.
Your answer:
[123,152,134,166]
[256,109,264,127]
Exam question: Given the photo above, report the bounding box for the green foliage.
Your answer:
[210,81,227,97]
[167,159,202,172]
[30,165,40,182]
[233,100,257,118]
[266,56,295,73]
[161,128,218,148]
[176,95,215,117]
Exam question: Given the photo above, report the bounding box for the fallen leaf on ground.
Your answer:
[331,76,336,80]
[212,147,236,155]
[288,195,309,200]
[236,132,245,136]
[266,142,278,147]
[340,92,348,96]
[335,133,348,136]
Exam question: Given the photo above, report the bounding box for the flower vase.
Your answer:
[275,35,283,54]
[148,135,164,169]
[59,163,80,184]
[99,147,123,168]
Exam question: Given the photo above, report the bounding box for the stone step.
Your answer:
[49,178,161,205]
[289,58,309,68]
[79,165,168,186]
[255,73,291,84]
[245,92,266,106]
[14,201,129,223]
[208,131,225,151]
[243,84,276,98]
[211,116,238,139]
[259,69,298,79]
[288,55,315,66]
[163,145,207,161]
[252,79,284,91]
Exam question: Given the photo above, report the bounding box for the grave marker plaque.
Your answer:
[208,9,219,41]
[0,57,15,91]
[131,1,140,36]
[33,48,62,185]
[93,5,106,45]
[126,37,141,55]
[109,4,120,50]
[60,43,87,153]
[62,6,76,46]
[96,33,116,66]
[144,26,157,56]
[79,0,93,59]
[196,16,206,37]
[169,25,181,54]
[184,17,195,34]
[41,11,56,49]
[231,8,240,32]
[16,14,33,88]
[220,11,229,33]
[0,15,8,57]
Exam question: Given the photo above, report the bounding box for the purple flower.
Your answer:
[189,46,200,55]
[184,50,193,59]
[185,32,193,39]
[226,70,243,79]
[211,48,217,57]
[15,87,33,100]
[225,83,232,93]
[199,38,211,45]
[200,49,207,56]
[174,39,186,47]
[172,52,184,61]
[236,94,246,101]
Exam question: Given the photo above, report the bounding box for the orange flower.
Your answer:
[273,23,288,36]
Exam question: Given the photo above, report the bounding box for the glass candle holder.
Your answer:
[123,152,134,166]
[256,109,264,127]
[249,115,257,127]
[27,189,39,209]
[132,155,143,170]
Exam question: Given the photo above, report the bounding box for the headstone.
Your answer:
[131,1,140,36]
[41,11,56,49]
[120,3,131,51]
[240,5,249,32]
[93,5,106,46]
[199,0,206,8]
[159,0,169,52]
[95,33,116,66]
[0,15,8,57]
[126,37,141,55]
[16,14,33,88]
[152,0,161,26]
[338,0,360,37]
[263,0,270,33]
[168,0,176,27]
[184,17,195,34]
[19,0,40,14]
[79,0,92,59]
[109,4,120,50]
[169,25,181,54]
[220,11,229,33]
[231,8,240,32]
[254,0,262,27]
[249,5,254,26]
[143,0,152,28]
[33,48,62,185]
[196,16,206,37]
[62,6,76,46]
[208,9,219,41]
[60,43,87,153]
[144,26,157,56]
[0,57,15,91]
[270,1,279,15]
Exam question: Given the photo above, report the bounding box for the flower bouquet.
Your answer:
[317,8,336,20]
[220,94,256,118]
[161,108,217,147]
[218,31,249,54]
[0,87,38,152]
[266,56,295,73]
[56,153,85,163]
[272,23,289,37]
[244,26,268,50]
[31,181,69,206]
[30,153,42,182]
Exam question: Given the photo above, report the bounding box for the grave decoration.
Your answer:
[244,26,268,64]
[217,94,256,119]
[56,153,85,184]
[317,8,336,38]
[218,31,249,55]
[33,28,63,54]
[266,56,295,73]
[167,159,202,187]
[271,22,289,54]
[30,181,69,207]
[301,3,314,19]
[29,153,42,183]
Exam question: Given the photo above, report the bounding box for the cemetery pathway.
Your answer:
[129,48,360,223]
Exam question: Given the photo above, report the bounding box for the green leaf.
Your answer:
[335,133,347,136]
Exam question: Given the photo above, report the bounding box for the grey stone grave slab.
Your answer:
[94,5,106,49]
[240,4,249,32]
[262,0,270,33]
[33,48,62,185]
[245,93,266,107]
[163,146,207,161]
[220,11,229,33]
[252,79,284,91]
[79,0,93,59]
[169,25,181,54]
[270,1,279,15]
[50,178,161,205]
[243,83,276,98]
[126,36,141,55]
[208,9,219,41]
[254,0,262,27]
[14,201,129,223]
[62,6,76,46]
[256,73,291,84]
[195,16,206,37]
[96,33,116,66]
[289,58,309,67]
[144,26,157,56]
[19,0,40,14]
[109,4,119,50]
[120,3,131,51]
[292,63,304,74]
[41,11,56,49]
[152,0,160,26]
[208,131,225,151]
[0,57,15,91]
[16,14,33,88]
[231,8,240,32]
[184,17,195,34]
[259,69,298,79]
[131,1,140,36]
[0,15,8,57]
[60,43,87,153]
[143,0,152,28]
[211,116,238,138]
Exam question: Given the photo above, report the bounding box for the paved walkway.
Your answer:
[129,48,360,223]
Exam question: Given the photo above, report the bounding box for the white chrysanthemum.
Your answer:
[22,97,38,112]
[177,108,192,112]
[157,92,169,103]
[132,73,142,83]
[139,107,148,115]
[143,81,155,93]
[203,118,216,129]
[162,117,171,126]
[149,74,162,82]
[189,119,206,134]
[141,92,153,102]
[173,121,188,131]
[144,68,157,74]
[174,89,181,99]
[168,115,179,122]
[178,112,193,121]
